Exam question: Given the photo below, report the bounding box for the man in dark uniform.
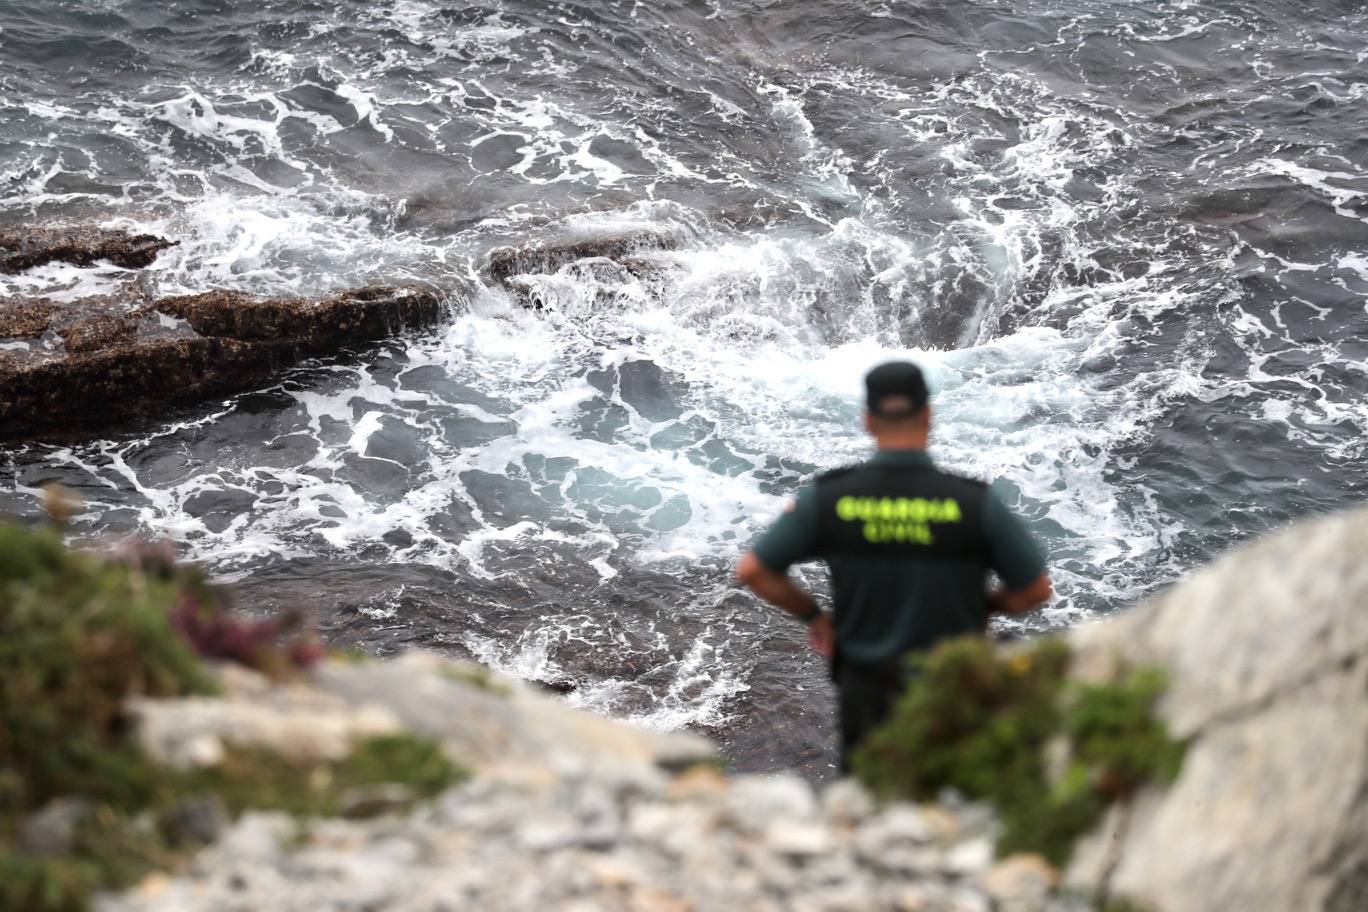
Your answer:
[736,361,1052,770]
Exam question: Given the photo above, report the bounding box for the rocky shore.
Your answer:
[101,656,1074,912]
[83,505,1368,912]
[0,226,446,441]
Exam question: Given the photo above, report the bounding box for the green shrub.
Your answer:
[0,524,214,817]
[852,635,1185,867]
[0,523,466,912]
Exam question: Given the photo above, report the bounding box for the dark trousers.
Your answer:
[835,657,908,773]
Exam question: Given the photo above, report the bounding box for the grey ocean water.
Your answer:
[2,0,1366,777]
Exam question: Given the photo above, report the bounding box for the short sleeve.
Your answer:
[750,484,822,572]
[980,487,1046,589]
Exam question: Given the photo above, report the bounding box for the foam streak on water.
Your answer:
[2,0,1366,776]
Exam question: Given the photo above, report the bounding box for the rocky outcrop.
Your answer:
[94,506,1368,911]
[106,654,1071,912]
[2,336,288,438]
[1066,507,1368,912]
[157,286,441,348]
[58,314,137,354]
[0,224,447,441]
[485,231,676,286]
[0,226,175,273]
[0,285,443,441]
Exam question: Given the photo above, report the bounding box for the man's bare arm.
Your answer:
[736,551,818,619]
[736,551,835,656]
[987,572,1053,616]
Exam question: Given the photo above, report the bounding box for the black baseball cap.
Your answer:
[865,361,929,418]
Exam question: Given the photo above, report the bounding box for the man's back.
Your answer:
[752,449,1044,667]
[736,360,1051,769]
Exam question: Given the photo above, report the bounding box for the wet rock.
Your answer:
[0,297,56,337]
[1,337,284,440]
[0,285,444,442]
[484,231,676,286]
[59,315,136,353]
[156,285,442,350]
[0,226,175,273]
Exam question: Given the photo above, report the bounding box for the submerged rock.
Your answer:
[0,285,444,441]
[0,226,175,273]
[485,231,676,284]
[1066,506,1368,912]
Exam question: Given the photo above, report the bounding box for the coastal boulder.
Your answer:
[1066,507,1368,911]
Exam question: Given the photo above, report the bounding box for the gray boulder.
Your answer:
[1066,506,1368,912]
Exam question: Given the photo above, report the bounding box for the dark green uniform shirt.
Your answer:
[751,450,1045,666]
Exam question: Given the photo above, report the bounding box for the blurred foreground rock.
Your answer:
[1066,507,1368,911]
[98,507,1368,911]
[105,653,1082,912]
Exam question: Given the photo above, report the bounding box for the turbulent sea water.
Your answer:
[2,0,1366,777]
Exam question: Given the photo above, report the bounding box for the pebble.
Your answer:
[943,837,995,877]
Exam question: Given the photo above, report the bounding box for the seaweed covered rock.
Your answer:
[0,285,445,441]
[156,285,442,349]
[0,297,56,337]
[0,227,175,273]
[0,337,287,439]
[57,315,137,354]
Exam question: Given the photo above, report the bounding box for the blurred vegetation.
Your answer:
[853,636,1185,867]
[0,520,464,912]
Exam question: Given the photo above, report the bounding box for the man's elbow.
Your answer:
[1004,573,1053,615]
[735,551,765,588]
